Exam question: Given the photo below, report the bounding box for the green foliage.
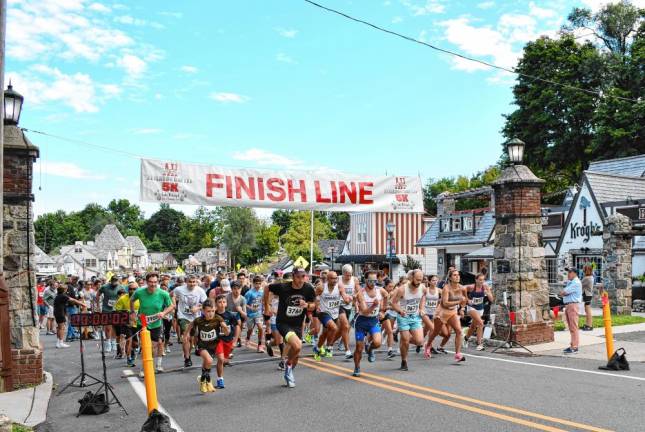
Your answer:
[218,207,260,267]
[403,255,422,272]
[282,211,332,262]
[177,206,220,259]
[253,223,280,261]
[327,212,350,240]
[554,314,645,331]
[142,204,187,252]
[423,166,500,215]
[271,209,294,236]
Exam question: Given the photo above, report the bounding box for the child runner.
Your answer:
[244,276,265,353]
[214,295,238,388]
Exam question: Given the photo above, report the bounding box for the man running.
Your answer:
[263,267,316,388]
[130,273,175,374]
[313,271,345,361]
[174,275,207,368]
[390,269,426,371]
[337,264,359,359]
[352,270,387,377]
[96,276,121,352]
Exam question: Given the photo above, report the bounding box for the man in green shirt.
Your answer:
[130,273,174,373]
[96,276,122,353]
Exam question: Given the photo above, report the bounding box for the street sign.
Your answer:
[293,256,309,269]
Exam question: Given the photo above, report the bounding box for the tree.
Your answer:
[107,199,145,237]
[76,203,113,237]
[142,204,187,252]
[177,207,220,259]
[327,212,350,240]
[253,223,280,261]
[404,255,422,272]
[271,209,294,236]
[423,166,500,215]
[35,210,86,254]
[282,211,333,262]
[218,207,260,267]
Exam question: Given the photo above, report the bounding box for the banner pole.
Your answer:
[310,210,314,275]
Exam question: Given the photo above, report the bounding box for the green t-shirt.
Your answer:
[99,284,121,312]
[131,287,172,329]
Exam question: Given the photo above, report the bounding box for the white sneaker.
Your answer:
[156,365,164,373]
[165,346,171,354]
[139,370,145,378]
[57,342,70,348]
[104,342,112,353]
[476,344,485,351]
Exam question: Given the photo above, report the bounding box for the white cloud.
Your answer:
[99,83,121,97]
[498,13,538,43]
[275,27,298,38]
[132,128,162,135]
[180,65,199,74]
[231,149,301,167]
[114,14,164,29]
[528,2,555,19]
[581,0,645,12]
[88,3,110,13]
[210,92,249,103]
[276,52,296,64]
[477,1,495,9]
[117,54,146,76]
[401,0,445,16]
[154,93,163,100]
[35,161,106,180]
[159,11,183,18]
[392,16,403,24]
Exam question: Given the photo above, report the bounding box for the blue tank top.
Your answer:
[468,286,485,311]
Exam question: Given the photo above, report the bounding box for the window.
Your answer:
[452,218,461,231]
[546,258,557,284]
[74,247,82,253]
[356,222,368,243]
[463,217,473,231]
[575,255,603,284]
[440,218,450,232]
[85,259,97,268]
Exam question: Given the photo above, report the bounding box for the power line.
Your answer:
[22,128,144,159]
[302,0,641,103]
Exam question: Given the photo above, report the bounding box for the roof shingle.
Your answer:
[584,171,645,204]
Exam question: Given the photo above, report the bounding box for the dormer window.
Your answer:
[452,218,461,231]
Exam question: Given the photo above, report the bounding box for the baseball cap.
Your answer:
[128,276,136,283]
[110,276,119,282]
[565,267,578,274]
[292,267,307,276]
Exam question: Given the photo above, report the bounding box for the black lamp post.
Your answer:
[4,82,24,125]
[386,221,395,279]
[506,138,525,164]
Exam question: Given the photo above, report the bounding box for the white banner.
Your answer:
[140,159,424,213]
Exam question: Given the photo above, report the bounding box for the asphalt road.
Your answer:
[38,330,645,432]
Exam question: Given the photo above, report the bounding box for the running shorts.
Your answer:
[195,346,217,358]
[247,315,263,328]
[54,314,66,325]
[354,316,380,343]
[276,322,303,342]
[338,306,352,317]
[583,293,592,306]
[318,312,337,328]
[467,307,484,317]
[397,315,422,332]
[136,326,163,342]
[216,339,234,358]
[179,318,194,335]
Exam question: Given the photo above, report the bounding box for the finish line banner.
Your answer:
[140,159,424,213]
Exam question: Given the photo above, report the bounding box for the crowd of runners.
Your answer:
[38,264,494,392]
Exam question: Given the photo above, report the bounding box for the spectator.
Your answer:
[54,285,85,349]
[42,281,57,335]
[560,268,582,354]
[581,265,595,331]
[36,280,47,330]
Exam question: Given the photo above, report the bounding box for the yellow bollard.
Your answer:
[601,292,614,361]
[140,326,159,413]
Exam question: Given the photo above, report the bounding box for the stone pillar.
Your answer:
[492,165,554,345]
[602,214,632,315]
[2,125,42,389]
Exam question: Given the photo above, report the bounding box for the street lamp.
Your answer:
[386,221,396,279]
[327,246,337,270]
[4,82,24,126]
[506,138,525,164]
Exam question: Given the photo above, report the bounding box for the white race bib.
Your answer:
[200,329,217,342]
[146,314,160,324]
[107,299,116,307]
[472,297,484,305]
[405,302,419,314]
[286,306,303,317]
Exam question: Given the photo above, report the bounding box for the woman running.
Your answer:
[465,273,494,351]
[438,269,467,362]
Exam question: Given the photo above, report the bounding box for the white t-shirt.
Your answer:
[173,285,207,321]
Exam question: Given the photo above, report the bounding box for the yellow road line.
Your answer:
[300,359,567,432]
[302,359,613,432]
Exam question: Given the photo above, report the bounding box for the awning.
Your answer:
[336,254,401,265]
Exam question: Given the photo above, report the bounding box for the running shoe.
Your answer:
[266,343,274,357]
[206,381,216,392]
[436,347,448,354]
[320,346,327,357]
[476,344,485,351]
[139,370,145,378]
[236,340,242,348]
[415,345,421,354]
[115,353,123,360]
[430,347,439,355]
[165,346,171,354]
[386,349,396,360]
[303,332,313,345]
[199,380,209,394]
[284,364,295,388]
[257,344,266,353]
[56,341,70,349]
[216,378,225,389]
[563,347,578,355]
[581,325,593,331]
[352,367,361,377]
[424,345,432,359]
[156,365,165,373]
[277,360,285,371]
[368,349,376,363]
[127,357,135,368]
[398,361,408,371]
[324,348,333,358]
[313,346,322,361]
[184,358,193,368]
[454,353,466,362]
[344,350,353,360]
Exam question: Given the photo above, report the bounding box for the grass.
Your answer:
[554,314,645,332]
[12,424,33,432]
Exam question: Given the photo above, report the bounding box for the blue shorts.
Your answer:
[318,312,337,328]
[397,315,422,332]
[38,305,48,316]
[354,316,380,343]
[270,323,277,332]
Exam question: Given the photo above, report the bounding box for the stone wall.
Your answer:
[2,126,42,389]
[602,214,633,315]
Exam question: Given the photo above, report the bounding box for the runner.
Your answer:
[174,275,207,368]
[130,273,175,374]
[337,264,359,359]
[263,288,285,365]
[226,282,247,349]
[263,267,316,388]
[215,295,239,387]
[380,278,397,359]
[115,282,140,367]
[160,281,174,355]
[465,273,494,351]
[390,269,426,371]
[430,269,467,362]
[96,276,121,352]
[352,270,388,377]
[185,299,229,393]
[313,271,345,361]
[244,275,265,352]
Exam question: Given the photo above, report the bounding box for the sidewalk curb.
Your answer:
[0,371,53,427]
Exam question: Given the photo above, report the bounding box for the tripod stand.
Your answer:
[77,328,128,416]
[491,292,532,354]
[58,324,101,396]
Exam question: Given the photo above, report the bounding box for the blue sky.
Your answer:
[5,0,626,218]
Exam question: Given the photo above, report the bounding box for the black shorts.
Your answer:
[583,294,593,306]
[54,314,66,325]
[116,325,133,338]
[338,306,352,317]
[276,322,303,341]
[137,326,163,342]
[195,347,216,357]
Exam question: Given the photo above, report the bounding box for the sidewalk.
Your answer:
[0,371,53,428]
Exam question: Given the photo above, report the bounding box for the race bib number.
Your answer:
[146,314,160,324]
[369,303,380,317]
[405,302,419,314]
[327,299,341,309]
[472,297,484,306]
[200,329,217,342]
[286,306,303,317]
[107,299,116,307]
[183,305,192,315]
[426,300,438,309]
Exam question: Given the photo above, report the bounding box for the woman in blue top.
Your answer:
[465,274,494,351]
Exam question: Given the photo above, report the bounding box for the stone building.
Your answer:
[1,124,42,390]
